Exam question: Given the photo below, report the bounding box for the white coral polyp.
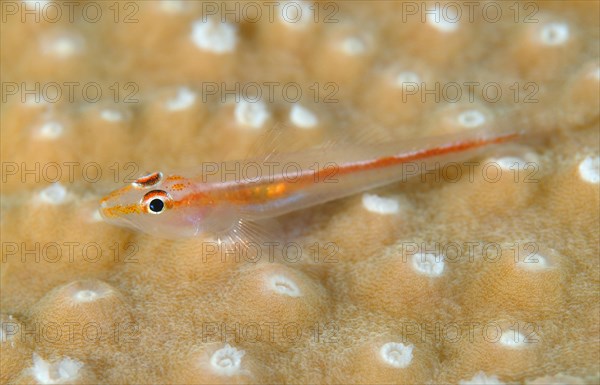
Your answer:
[157,0,186,13]
[290,104,318,128]
[73,290,99,303]
[412,253,445,277]
[341,37,367,55]
[235,100,269,129]
[538,22,570,46]
[40,33,85,58]
[493,157,528,171]
[578,155,599,184]
[278,0,312,28]
[379,342,413,368]
[210,344,245,376]
[517,253,549,271]
[457,109,486,128]
[362,193,400,214]
[394,71,421,89]
[268,275,301,297]
[100,109,124,122]
[38,183,68,205]
[499,330,528,348]
[166,87,197,111]
[426,5,459,33]
[459,371,505,385]
[191,19,237,53]
[36,121,64,139]
[31,353,83,384]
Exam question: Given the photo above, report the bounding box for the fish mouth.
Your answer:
[98,202,129,223]
[98,201,116,220]
[98,205,118,224]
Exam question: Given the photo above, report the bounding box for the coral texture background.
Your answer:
[1,0,599,383]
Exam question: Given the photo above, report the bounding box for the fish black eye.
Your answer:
[142,189,172,214]
[148,198,165,214]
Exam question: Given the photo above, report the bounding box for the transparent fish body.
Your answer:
[99,130,518,239]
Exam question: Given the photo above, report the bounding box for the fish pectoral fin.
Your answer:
[213,217,284,259]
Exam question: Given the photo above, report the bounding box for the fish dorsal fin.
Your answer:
[245,106,396,161]
[244,121,289,162]
[321,107,394,149]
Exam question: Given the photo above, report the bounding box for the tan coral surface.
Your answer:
[1,1,599,384]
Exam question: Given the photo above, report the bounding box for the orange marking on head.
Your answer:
[171,183,186,191]
[165,175,185,182]
[102,203,142,217]
[133,172,163,188]
[100,185,132,204]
